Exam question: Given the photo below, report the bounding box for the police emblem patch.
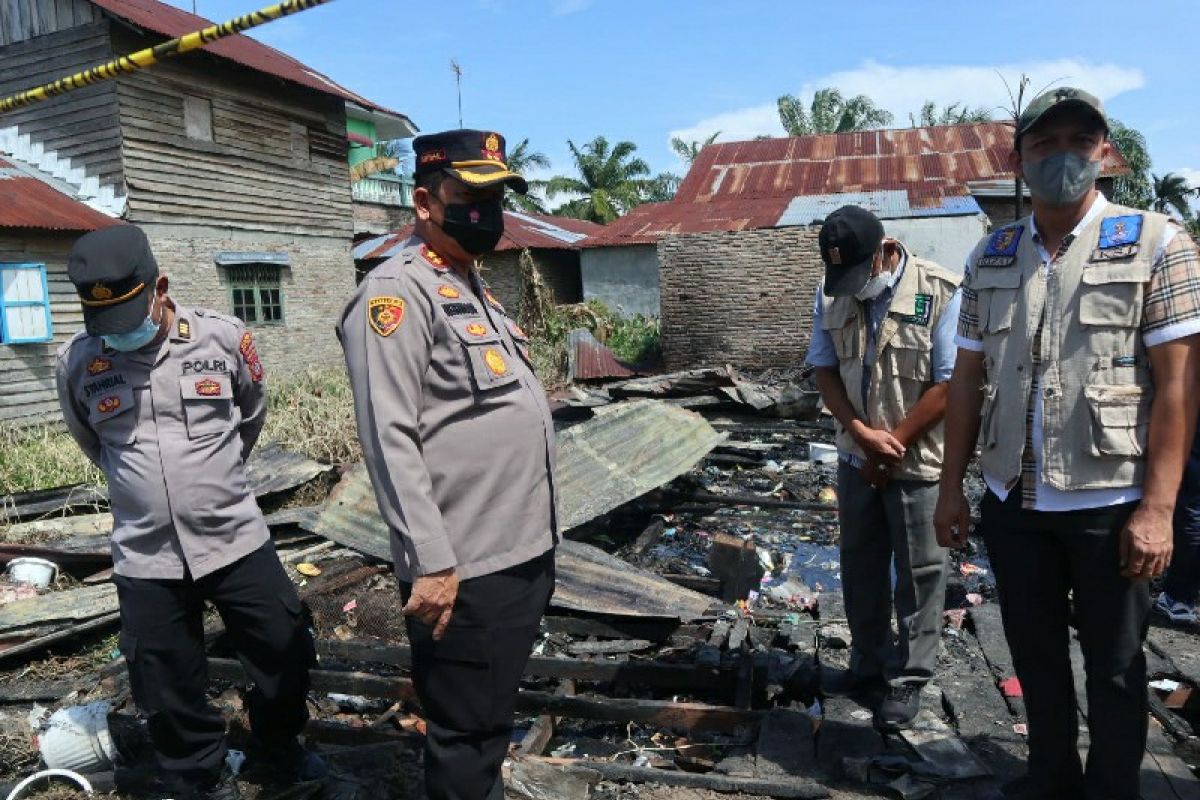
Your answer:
[896,293,933,326]
[1092,214,1145,261]
[90,283,113,301]
[465,322,488,337]
[482,133,503,162]
[368,296,406,337]
[978,225,1025,268]
[96,396,121,413]
[239,331,264,383]
[421,245,449,271]
[195,378,222,397]
[87,357,112,376]
[437,285,461,299]
[483,348,508,376]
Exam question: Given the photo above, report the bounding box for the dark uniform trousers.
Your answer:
[401,550,555,800]
[981,488,1150,800]
[114,542,315,785]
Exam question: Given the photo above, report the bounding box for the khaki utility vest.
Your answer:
[967,203,1170,491]
[822,250,961,482]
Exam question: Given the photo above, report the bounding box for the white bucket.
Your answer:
[6,558,58,588]
[808,443,838,464]
[38,702,117,773]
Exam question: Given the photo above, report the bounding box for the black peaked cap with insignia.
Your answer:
[68,225,159,336]
[413,129,529,194]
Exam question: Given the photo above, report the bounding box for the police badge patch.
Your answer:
[368,296,406,337]
[1091,214,1144,262]
[977,225,1024,268]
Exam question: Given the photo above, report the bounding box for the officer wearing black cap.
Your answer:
[805,206,961,731]
[55,225,324,800]
[937,87,1200,799]
[338,130,556,800]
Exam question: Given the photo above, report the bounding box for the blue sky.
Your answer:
[170,0,1198,199]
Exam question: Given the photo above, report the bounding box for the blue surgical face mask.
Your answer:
[102,297,161,351]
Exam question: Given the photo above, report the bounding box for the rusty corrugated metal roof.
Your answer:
[567,329,639,382]
[580,122,1132,248]
[353,211,604,261]
[87,0,409,122]
[0,157,121,231]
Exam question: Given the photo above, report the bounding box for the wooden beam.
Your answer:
[513,691,761,734]
[206,658,418,703]
[516,680,574,758]
[0,611,119,663]
[522,756,830,799]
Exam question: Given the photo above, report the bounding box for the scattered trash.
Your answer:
[1150,678,1182,693]
[1013,723,1028,736]
[36,702,117,773]
[296,563,322,577]
[999,677,1023,698]
[225,749,246,776]
[5,557,59,588]
[944,609,967,629]
[960,563,988,577]
[808,443,837,464]
[4,769,94,800]
[965,592,984,606]
[817,486,838,505]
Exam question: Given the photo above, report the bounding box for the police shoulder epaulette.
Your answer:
[977,225,1024,268]
[1092,214,1144,261]
[192,307,242,329]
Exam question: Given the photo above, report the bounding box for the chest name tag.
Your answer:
[1091,214,1144,262]
[895,293,933,326]
[977,225,1024,268]
[441,301,480,318]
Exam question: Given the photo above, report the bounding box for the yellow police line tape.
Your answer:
[0,0,334,115]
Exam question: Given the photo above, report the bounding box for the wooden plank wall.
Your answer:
[113,32,354,238]
[0,0,97,46]
[0,21,124,187]
[0,231,85,427]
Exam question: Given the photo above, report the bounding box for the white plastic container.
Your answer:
[6,557,58,588]
[808,443,838,464]
[38,702,117,773]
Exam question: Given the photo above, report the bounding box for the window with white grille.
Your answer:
[0,264,52,344]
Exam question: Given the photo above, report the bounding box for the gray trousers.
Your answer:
[837,461,949,685]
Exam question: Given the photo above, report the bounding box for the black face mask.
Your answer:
[437,198,504,255]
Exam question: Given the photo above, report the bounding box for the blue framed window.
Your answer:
[0,263,53,344]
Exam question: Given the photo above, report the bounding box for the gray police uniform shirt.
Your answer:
[55,304,270,580]
[337,237,559,582]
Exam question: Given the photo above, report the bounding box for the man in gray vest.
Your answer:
[806,205,961,731]
[936,88,1200,799]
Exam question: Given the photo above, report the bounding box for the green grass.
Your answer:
[0,424,104,496]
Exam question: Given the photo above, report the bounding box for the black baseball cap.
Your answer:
[413,129,528,194]
[68,225,158,336]
[819,206,885,297]
[1016,87,1108,146]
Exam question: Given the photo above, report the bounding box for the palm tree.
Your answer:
[911,101,992,127]
[546,136,651,224]
[670,131,720,165]
[777,88,893,136]
[1108,119,1153,210]
[1152,172,1195,220]
[640,172,682,203]
[504,138,551,214]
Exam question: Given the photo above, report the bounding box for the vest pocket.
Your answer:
[88,384,137,446]
[983,289,1017,334]
[1079,264,1150,328]
[449,322,520,392]
[1083,384,1151,457]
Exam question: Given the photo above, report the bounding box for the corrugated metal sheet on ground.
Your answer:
[311,400,725,619]
[0,158,122,231]
[87,0,407,119]
[579,122,1131,248]
[567,329,638,382]
[777,190,984,227]
[353,211,604,262]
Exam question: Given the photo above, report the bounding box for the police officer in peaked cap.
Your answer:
[56,225,326,800]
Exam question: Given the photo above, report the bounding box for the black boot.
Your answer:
[874,683,921,731]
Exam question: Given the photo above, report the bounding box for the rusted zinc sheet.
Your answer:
[312,401,724,619]
[567,329,639,383]
[243,443,333,498]
[0,584,118,634]
[0,484,108,524]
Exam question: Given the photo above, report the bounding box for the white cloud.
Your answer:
[669,58,1145,148]
[552,0,595,15]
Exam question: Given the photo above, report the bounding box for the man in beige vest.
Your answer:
[806,205,961,731]
[935,88,1200,800]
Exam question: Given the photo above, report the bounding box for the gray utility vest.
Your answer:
[966,203,1170,491]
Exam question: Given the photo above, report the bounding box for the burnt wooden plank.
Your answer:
[522,756,829,799]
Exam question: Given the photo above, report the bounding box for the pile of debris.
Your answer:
[2,376,1199,800]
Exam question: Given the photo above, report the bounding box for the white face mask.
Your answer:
[855,269,896,301]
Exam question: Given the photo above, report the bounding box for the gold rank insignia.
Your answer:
[90,283,113,301]
[87,357,112,376]
[465,322,488,337]
[96,396,121,413]
[437,285,461,299]
[178,319,191,339]
[483,348,508,376]
[421,245,449,271]
[195,378,221,397]
[368,296,406,337]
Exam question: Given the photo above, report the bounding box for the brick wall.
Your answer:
[353,202,415,237]
[659,227,824,371]
[141,224,354,375]
[478,249,583,313]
